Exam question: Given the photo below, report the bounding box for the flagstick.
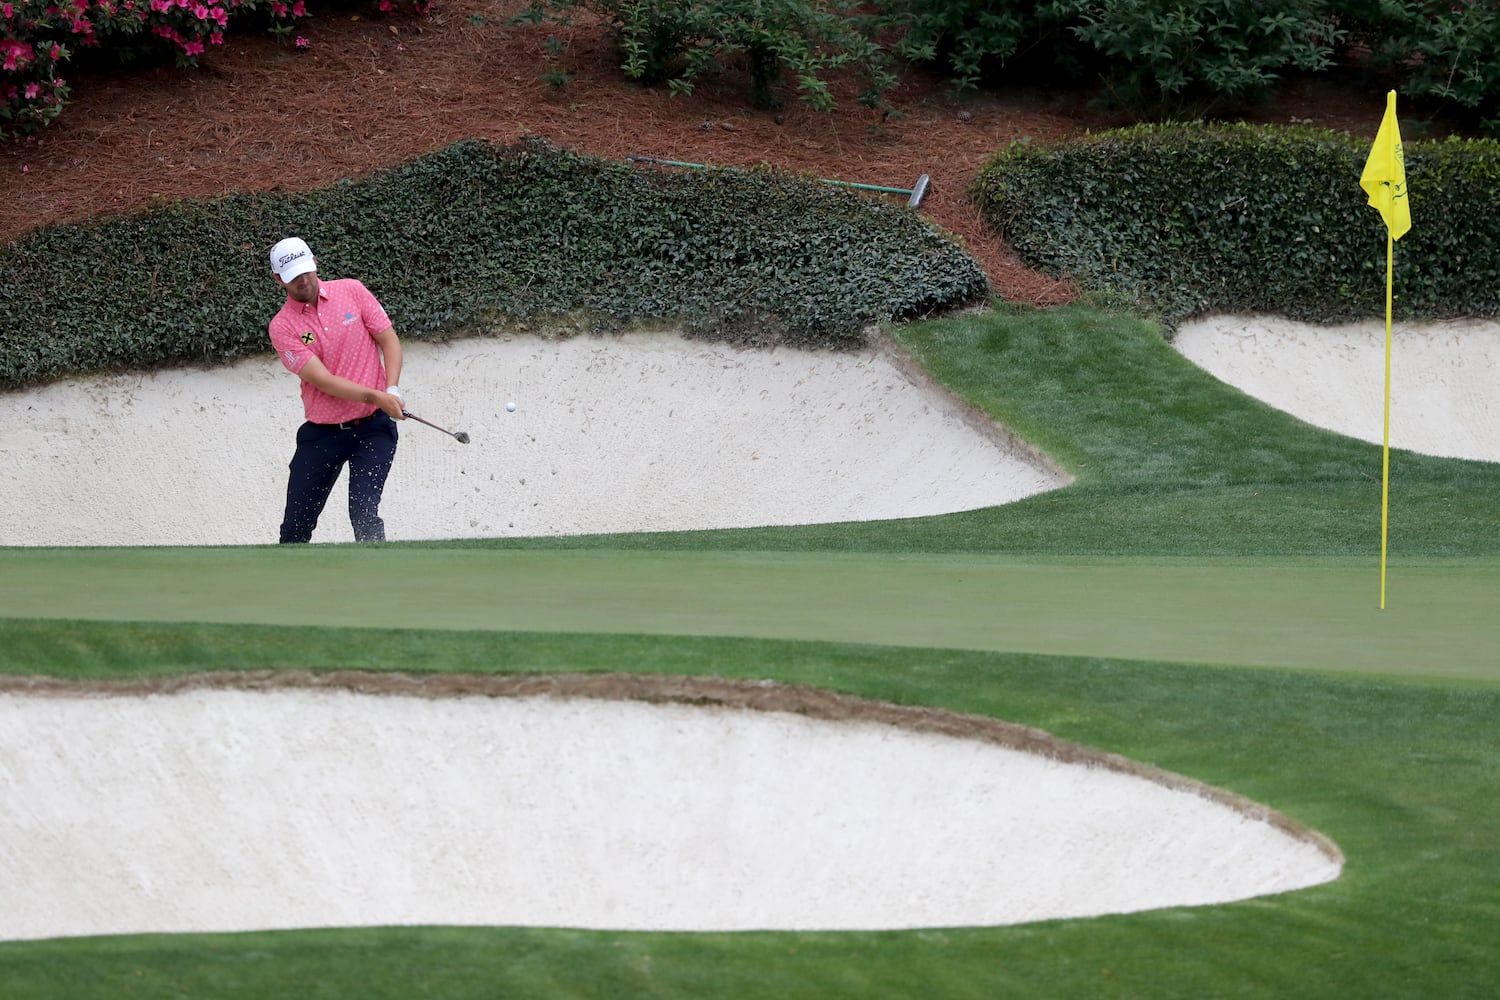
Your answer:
[1364,88,1407,610]
[1380,231,1393,610]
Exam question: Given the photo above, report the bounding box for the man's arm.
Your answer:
[374,325,404,391]
[296,352,406,419]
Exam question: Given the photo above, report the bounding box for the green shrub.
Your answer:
[509,0,896,112]
[1325,0,1410,52]
[1367,0,1500,133]
[0,138,986,389]
[1050,0,1343,113]
[871,0,1087,90]
[973,123,1500,323]
[1305,1,1500,133]
[871,0,1344,111]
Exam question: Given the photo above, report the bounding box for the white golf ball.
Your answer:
[506,401,517,412]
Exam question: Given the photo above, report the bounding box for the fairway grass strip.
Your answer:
[4,548,1499,682]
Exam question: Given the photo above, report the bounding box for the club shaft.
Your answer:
[403,411,459,439]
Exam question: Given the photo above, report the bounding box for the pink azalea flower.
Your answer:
[291,0,304,15]
[182,39,204,56]
[24,82,39,98]
[378,0,391,9]
[295,35,309,48]
[50,43,62,60]
[210,31,223,44]
[1,4,12,18]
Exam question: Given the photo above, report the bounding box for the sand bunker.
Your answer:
[0,677,1341,940]
[1175,315,1500,463]
[0,322,1366,943]
[0,332,1065,547]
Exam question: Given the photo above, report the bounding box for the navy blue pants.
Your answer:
[279,411,398,544]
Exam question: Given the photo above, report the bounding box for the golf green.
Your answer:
[6,547,1497,682]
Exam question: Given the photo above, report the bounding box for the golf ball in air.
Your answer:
[506,401,517,412]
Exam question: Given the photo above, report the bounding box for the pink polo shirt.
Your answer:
[269,278,394,424]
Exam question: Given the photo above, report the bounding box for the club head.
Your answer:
[454,431,471,444]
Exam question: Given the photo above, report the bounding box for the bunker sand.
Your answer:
[0,673,1342,939]
[0,332,1066,547]
[1174,315,1500,464]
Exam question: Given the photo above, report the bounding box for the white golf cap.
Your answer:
[269,236,317,283]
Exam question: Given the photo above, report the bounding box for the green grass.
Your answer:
[368,304,1498,558]
[3,302,1499,997]
[3,551,1499,680]
[1,631,1497,998]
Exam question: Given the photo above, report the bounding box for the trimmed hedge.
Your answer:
[0,138,987,389]
[973,123,1500,324]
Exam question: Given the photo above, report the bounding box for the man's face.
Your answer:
[279,270,320,304]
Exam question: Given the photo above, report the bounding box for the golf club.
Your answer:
[402,410,470,444]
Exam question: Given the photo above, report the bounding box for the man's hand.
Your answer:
[373,390,406,420]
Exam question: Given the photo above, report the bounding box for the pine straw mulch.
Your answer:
[0,0,1384,306]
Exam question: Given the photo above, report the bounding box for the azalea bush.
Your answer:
[1,0,432,140]
[2,0,288,138]
[2,0,82,135]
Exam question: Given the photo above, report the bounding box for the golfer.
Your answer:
[267,236,407,544]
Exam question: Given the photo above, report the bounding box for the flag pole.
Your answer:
[1360,89,1409,610]
[1380,231,1393,609]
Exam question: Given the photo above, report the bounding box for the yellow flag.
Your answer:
[1360,91,1411,240]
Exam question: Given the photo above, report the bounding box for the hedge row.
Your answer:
[0,138,987,389]
[973,124,1500,324]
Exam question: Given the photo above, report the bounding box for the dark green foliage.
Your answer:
[1050,0,1343,113]
[870,0,1341,110]
[973,123,1500,323]
[864,0,1500,129]
[872,0,1087,90]
[508,0,898,112]
[0,138,986,389]
[1359,0,1500,133]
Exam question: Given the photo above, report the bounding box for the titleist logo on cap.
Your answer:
[270,236,317,283]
